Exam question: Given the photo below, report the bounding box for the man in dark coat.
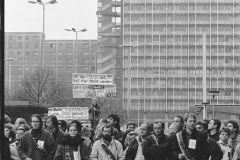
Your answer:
[45,115,65,144]
[19,114,56,160]
[88,97,101,130]
[171,113,209,160]
[196,120,223,160]
[142,121,172,160]
[126,123,152,160]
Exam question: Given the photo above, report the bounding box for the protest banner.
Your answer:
[73,84,117,98]
[72,73,113,85]
[48,107,89,120]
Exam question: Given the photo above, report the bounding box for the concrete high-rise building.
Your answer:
[4,32,97,93]
[97,0,123,101]
[97,0,240,123]
[121,0,240,122]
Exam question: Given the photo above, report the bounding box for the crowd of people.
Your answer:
[4,110,240,160]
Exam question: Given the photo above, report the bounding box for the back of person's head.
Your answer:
[219,126,231,136]
[107,114,120,131]
[45,115,59,129]
[81,126,91,137]
[15,118,27,125]
[202,119,210,124]
[4,123,15,139]
[17,124,30,132]
[69,120,82,133]
[31,114,43,129]
[196,120,208,131]
[183,113,196,122]
[58,120,67,132]
[211,119,221,132]
[227,120,239,134]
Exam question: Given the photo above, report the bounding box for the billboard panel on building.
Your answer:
[72,73,113,85]
[73,84,116,98]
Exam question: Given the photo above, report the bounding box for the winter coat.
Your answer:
[208,137,223,160]
[54,134,90,160]
[171,129,209,160]
[125,136,145,160]
[4,136,11,160]
[53,129,65,145]
[142,134,172,160]
[90,138,125,160]
[19,129,56,160]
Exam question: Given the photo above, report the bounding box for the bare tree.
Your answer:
[14,67,60,104]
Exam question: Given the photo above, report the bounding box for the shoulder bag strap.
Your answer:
[176,131,195,160]
[101,143,117,160]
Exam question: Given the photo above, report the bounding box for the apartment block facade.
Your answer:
[97,0,240,122]
[121,0,240,122]
[4,32,97,93]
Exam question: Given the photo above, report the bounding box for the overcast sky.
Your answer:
[5,0,98,40]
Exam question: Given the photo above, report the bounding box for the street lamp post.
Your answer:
[119,44,137,120]
[201,102,210,119]
[208,90,220,118]
[28,0,57,69]
[65,28,87,73]
[5,58,18,97]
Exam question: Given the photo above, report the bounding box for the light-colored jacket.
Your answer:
[90,138,125,160]
[233,143,240,160]
[10,141,21,160]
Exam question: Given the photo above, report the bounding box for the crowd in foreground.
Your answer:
[4,111,240,160]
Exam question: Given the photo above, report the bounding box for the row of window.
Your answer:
[46,43,97,49]
[124,26,239,33]
[124,15,238,22]
[123,69,239,77]
[126,57,240,64]
[7,51,96,56]
[7,35,40,41]
[124,4,237,11]
[124,79,240,86]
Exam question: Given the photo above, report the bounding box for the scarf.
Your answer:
[176,131,195,160]
[101,143,117,160]
[65,144,81,160]
[30,129,47,156]
[60,134,84,147]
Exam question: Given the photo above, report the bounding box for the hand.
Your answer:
[178,154,185,160]
[26,158,32,160]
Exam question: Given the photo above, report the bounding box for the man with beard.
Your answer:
[18,114,56,160]
[90,125,125,160]
[45,115,65,144]
[142,121,172,160]
[171,113,209,160]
